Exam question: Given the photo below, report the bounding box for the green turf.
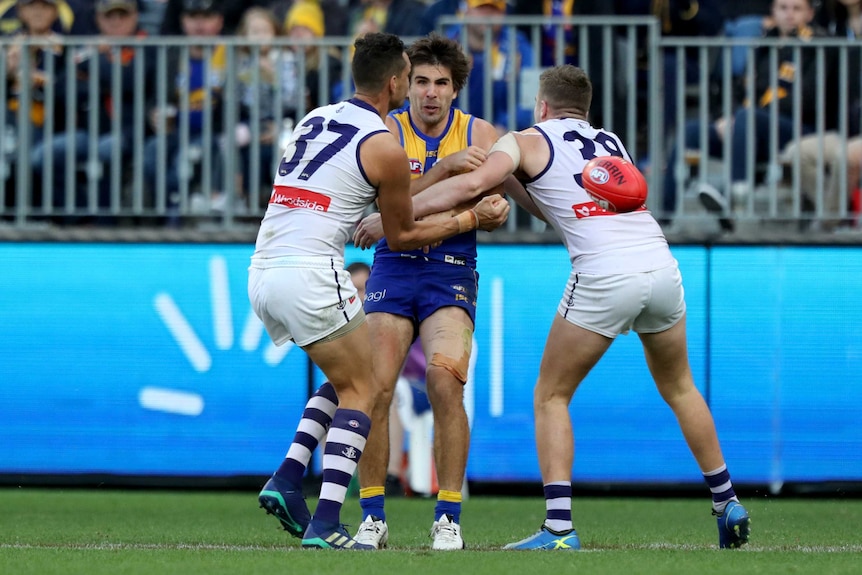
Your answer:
[1,489,860,575]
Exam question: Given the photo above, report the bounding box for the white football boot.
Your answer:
[354,515,389,549]
[430,514,465,550]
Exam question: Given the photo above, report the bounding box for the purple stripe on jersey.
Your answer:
[347,97,380,116]
[466,114,475,147]
[522,125,554,184]
[330,262,350,325]
[355,130,392,188]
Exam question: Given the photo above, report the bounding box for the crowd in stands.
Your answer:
[2,0,861,233]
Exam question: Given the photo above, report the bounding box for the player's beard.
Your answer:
[411,97,449,132]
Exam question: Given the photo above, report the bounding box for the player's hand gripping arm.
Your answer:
[410,118,501,216]
[409,131,523,218]
[354,118,501,248]
[383,115,495,198]
[362,132,510,251]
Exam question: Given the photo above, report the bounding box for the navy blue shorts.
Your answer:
[364,257,478,325]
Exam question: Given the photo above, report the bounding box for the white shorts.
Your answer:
[248,256,365,347]
[557,263,686,338]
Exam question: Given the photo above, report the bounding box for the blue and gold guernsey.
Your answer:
[373,106,478,268]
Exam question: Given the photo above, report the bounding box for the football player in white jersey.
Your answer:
[249,32,509,550]
[413,65,750,551]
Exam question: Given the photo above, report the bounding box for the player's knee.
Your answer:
[533,377,575,407]
[428,352,469,384]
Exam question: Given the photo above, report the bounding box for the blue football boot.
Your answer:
[302,520,375,550]
[258,475,311,538]
[503,524,581,550]
[715,500,751,549]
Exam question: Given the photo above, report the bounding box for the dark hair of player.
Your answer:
[407,33,471,93]
[352,32,408,92]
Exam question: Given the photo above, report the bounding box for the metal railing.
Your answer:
[0,17,860,244]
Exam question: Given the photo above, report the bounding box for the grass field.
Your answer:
[1,488,860,575]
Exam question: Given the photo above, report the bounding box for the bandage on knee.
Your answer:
[429,352,469,384]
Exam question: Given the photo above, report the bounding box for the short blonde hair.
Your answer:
[539,65,592,116]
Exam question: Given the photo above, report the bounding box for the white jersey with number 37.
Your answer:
[527,118,675,274]
[253,98,391,260]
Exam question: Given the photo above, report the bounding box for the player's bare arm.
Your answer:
[383,116,499,198]
[353,117,502,248]
[361,132,510,251]
[411,129,551,216]
[410,118,501,214]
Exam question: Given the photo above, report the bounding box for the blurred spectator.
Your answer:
[779,0,862,230]
[269,0,350,37]
[617,0,725,135]
[420,0,458,35]
[782,114,862,231]
[4,0,69,207]
[661,0,828,223]
[721,0,774,20]
[347,0,425,39]
[284,0,343,108]
[448,0,534,133]
[234,6,296,204]
[508,0,619,130]
[5,0,67,136]
[0,0,96,36]
[144,0,226,225]
[816,0,862,36]
[158,0,267,34]
[30,0,154,220]
[511,0,576,67]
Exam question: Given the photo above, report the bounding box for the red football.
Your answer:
[581,156,648,213]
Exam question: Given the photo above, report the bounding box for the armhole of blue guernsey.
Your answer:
[395,117,406,147]
[466,115,475,147]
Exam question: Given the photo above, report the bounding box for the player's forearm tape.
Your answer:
[456,208,479,233]
[489,132,521,168]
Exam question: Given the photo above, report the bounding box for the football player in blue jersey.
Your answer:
[349,33,501,550]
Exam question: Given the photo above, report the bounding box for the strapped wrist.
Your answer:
[456,208,479,233]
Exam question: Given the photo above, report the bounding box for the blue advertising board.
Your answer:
[0,243,859,485]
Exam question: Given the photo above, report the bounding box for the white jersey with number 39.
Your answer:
[253,98,391,260]
[526,119,675,274]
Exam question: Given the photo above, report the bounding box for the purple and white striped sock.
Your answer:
[704,464,738,514]
[274,382,338,489]
[544,481,573,532]
[313,408,370,526]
